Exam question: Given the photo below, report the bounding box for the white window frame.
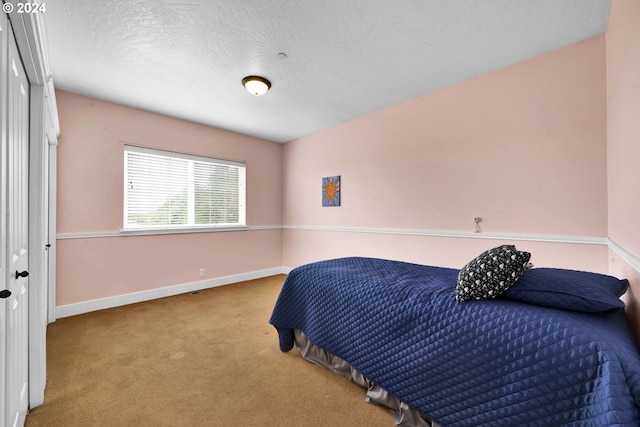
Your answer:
[123,145,246,232]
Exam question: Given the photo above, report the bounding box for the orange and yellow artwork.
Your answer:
[322,176,341,207]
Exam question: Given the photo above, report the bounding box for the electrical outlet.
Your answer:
[199,268,205,277]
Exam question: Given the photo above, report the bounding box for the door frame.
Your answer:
[6,8,60,409]
[27,85,47,409]
[47,136,57,325]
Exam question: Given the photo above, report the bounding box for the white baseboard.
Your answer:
[281,266,294,274]
[55,267,288,319]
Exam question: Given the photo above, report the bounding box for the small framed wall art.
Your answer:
[322,175,341,207]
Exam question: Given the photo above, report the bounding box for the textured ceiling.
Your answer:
[44,0,611,143]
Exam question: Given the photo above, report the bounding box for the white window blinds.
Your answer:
[124,146,246,229]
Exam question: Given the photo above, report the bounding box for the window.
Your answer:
[124,146,246,230]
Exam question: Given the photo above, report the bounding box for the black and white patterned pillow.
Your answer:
[456,245,531,302]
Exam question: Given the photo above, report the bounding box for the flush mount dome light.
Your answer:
[242,75,271,96]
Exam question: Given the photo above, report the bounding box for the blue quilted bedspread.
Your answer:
[269,257,640,426]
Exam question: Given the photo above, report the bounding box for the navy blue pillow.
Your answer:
[503,268,629,312]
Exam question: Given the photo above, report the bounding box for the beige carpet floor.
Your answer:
[25,275,393,427]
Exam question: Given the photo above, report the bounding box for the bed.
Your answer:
[269,254,640,426]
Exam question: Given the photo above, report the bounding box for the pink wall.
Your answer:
[283,35,608,272]
[56,231,280,305]
[606,0,640,342]
[56,90,282,306]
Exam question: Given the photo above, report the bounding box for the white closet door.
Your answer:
[5,16,31,427]
[0,10,9,427]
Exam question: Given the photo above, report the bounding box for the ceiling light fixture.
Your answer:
[242,75,271,96]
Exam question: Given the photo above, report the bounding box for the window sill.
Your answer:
[120,225,249,236]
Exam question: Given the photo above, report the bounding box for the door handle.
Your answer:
[0,289,11,298]
[15,270,29,280]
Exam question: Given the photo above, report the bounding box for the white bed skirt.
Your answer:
[294,329,439,427]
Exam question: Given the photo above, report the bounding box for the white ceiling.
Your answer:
[43,0,611,143]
